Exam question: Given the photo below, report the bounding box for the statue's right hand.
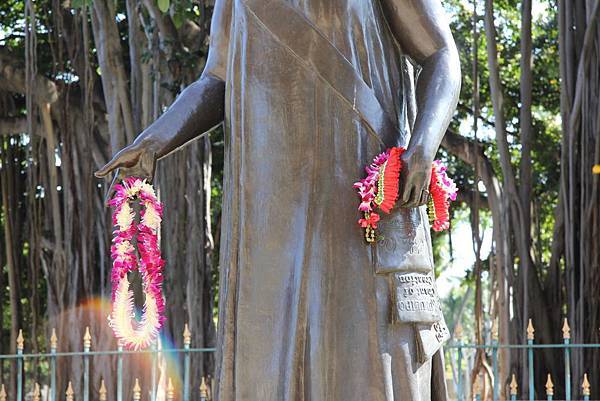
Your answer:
[94,141,158,204]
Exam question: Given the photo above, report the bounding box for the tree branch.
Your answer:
[0,47,58,105]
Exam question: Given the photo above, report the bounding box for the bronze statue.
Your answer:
[96,0,460,399]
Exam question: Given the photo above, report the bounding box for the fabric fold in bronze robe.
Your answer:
[204,0,449,400]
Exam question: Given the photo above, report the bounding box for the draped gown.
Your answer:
[202,0,450,400]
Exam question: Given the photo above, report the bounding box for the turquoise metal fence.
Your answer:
[446,318,595,401]
[0,318,595,401]
[0,325,215,401]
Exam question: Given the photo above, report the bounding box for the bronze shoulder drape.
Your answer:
[205,1,449,400]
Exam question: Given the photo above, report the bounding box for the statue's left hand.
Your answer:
[399,147,432,208]
[95,140,158,204]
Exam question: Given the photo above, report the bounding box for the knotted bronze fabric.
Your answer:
[205,1,449,400]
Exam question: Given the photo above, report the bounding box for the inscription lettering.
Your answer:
[397,298,440,312]
[392,272,443,323]
[402,286,436,297]
[433,321,450,343]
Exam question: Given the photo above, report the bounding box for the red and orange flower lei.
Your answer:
[354,147,458,242]
[109,177,165,350]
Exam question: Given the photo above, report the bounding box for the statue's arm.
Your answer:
[134,74,225,160]
[380,0,461,207]
[95,74,225,179]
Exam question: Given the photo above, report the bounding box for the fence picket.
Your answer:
[199,378,208,401]
[83,328,91,401]
[117,346,123,401]
[66,381,74,401]
[182,325,191,401]
[527,319,535,401]
[99,380,107,401]
[16,330,23,401]
[132,379,140,401]
[564,318,572,401]
[50,329,57,401]
[491,320,499,401]
[510,373,518,401]
[582,374,591,401]
[545,374,554,401]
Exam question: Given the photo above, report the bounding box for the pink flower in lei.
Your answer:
[353,150,393,242]
[353,151,389,213]
[109,177,165,350]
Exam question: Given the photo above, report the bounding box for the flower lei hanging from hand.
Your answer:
[428,160,458,231]
[109,177,165,350]
[354,147,458,242]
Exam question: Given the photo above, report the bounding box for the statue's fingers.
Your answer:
[95,145,141,178]
[95,155,124,178]
[418,187,430,206]
[103,168,123,205]
[114,152,157,183]
[400,186,414,207]
[409,188,421,207]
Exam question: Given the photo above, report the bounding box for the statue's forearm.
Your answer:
[134,74,226,158]
[408,47,461,160]
[379,0,461,161]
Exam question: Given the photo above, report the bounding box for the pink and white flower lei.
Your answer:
[109,177,165,350]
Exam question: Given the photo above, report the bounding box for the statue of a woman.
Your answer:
[96,0,460,400]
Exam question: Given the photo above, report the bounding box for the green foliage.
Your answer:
[70,0,92,9]
[158,0,170,13]
[439,0,561,338]
[443,0,560,249]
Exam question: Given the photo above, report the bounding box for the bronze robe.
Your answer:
[204,0,449,400]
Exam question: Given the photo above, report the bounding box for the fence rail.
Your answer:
[0,319,596,401]
[0,325,215,401]
[445,318,595,401]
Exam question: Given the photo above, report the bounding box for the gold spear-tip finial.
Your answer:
[51,328,58,349]
[133,379,141,401]
[545,374,554,396]
[83,326,92,349]
[183,324,191,346]
[454,322,464,341]
[510,374,518,396]
[99,379,107,401]
[593,165,600,174]
[200,377,209,398]
[562,318,571,340]
[33,383,41,401]
[582,373,591,397]
[0,384,7,401]
[527,319,535,340]
[66,381,74,401]
[167,378,175,401]
[17,329,24,351]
